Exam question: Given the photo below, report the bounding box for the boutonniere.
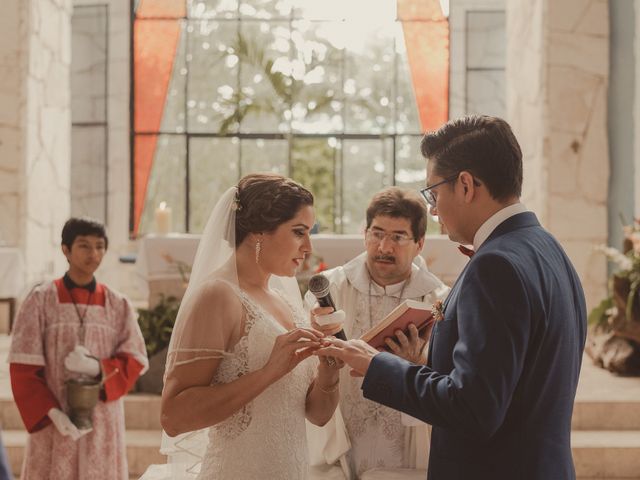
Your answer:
[431,300,445,322]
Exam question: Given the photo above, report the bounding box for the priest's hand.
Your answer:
[310,304,345,337]
[64,345,101,377]
[384,323,428,364]
[315,338,378,377]
[48,408,91,441]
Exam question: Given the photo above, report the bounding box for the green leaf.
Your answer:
[137,295,181,357]
[588,297,613,327]
[626,278,640,321]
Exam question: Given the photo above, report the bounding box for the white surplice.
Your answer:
[305,253,449,478]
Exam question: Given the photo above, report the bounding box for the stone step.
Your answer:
[572,401,640,430]
[3,429,165,478]
[572,430,640,478]
[4,393,638,432]
[0,393,162,431]
[3,429,639,479]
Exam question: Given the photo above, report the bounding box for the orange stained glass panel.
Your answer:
[133,20,181,232]
[136,0,186,18]
[397,0,445,21]
[134,20,181,132]
[134,135,157,234]
[398,0,449,132]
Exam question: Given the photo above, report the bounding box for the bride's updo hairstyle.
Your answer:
[234,173,314,247]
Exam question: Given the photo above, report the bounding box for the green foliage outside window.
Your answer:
[291,138,336,232]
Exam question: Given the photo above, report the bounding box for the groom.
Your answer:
[316,115,587,479]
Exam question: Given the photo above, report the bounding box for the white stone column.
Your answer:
[0,0,72,286]
[0,1,25,248]
[507,0,609,308]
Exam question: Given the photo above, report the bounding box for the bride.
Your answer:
[161,173,342,479]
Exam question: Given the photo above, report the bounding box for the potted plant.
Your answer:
[587,218,640,374]
[136,294,180,394]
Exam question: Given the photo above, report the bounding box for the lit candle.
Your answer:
[155,201,172,235]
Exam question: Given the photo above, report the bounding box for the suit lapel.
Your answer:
[427,269,466,365]
[426,212,540,367]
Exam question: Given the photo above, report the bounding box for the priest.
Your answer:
[306,187,449,478]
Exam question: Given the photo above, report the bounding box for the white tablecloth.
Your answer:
[134,233,466,298]
[135,234,363,283]
[136,234,201,281]
[136,234,201,298]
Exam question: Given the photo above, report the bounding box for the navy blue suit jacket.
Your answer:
[362,212,587,480]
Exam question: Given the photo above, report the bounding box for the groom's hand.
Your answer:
[315,338,379,377]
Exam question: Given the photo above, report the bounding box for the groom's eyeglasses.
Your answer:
[420,173,460,207]
[420,173,482,207]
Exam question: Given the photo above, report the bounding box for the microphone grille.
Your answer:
[308,273,330,297]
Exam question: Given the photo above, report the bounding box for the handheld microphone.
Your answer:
[308,273,347,341]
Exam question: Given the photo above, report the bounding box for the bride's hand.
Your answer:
[262,328,324,382]
[318,337,345,372]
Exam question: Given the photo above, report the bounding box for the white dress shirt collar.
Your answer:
[472,203,528,250]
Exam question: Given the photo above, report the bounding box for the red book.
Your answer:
[360,300,435,350]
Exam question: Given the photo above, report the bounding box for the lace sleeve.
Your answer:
[166,279,245,375]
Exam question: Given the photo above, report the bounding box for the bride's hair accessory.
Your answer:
[234,174,313,247]
[232,188,243,211]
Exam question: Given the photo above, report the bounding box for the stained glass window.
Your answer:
[132,0,449,234]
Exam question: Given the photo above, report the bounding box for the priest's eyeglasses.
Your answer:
[365,229,414,246]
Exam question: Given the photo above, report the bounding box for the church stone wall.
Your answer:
[508,0,609,309]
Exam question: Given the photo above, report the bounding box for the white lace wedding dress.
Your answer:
[198,284,316,479]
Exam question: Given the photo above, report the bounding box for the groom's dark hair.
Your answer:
[420,115,523,201]
[235,173,314,246]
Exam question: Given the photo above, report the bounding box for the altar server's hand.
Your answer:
[64,345,101,377]
[48,408,91,440]
[310,304,345,337]
[385,323,427,364]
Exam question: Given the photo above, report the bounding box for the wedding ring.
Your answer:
[327,357,337,367]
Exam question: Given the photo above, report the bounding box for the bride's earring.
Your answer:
[255,239,262,264]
